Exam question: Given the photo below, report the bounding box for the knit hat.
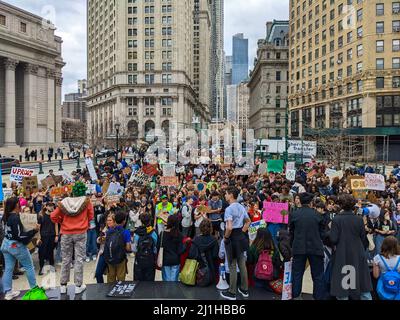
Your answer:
[72,181,88,197]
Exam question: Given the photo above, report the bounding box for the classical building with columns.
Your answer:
[86,0,212,144]
[0,1,64,148]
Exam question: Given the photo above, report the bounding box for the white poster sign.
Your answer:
[286,169,297,181]
[163,164,176,177]
[282,261,293,301]
[194,168,203,177]
[85,158,98,182]
[286,162,296,171]
[365,173,385,191]
[9,167,35,183]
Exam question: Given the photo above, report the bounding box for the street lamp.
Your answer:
[115,122,121,163]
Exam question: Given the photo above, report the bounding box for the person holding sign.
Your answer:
[0,197,40,300]
[155,195,174,236]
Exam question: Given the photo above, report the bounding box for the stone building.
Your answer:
[248,20,289,139]
[0,1,64,148]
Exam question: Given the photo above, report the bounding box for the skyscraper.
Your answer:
[86,0,211,144]
[210,0,225,121]
[232,33,249,85]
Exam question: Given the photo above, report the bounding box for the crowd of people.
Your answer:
[1,148,400,301]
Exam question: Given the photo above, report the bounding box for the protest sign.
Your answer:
[142,164,159,176]
[249,220,267,241]
[90,196,103,206]
[282,261,293,300]
[160,176,179,187]
[258,162,267,175]
[40,176,58,189]
[107,282,136,298]
[197,204,211,214]
[129,170,151,186]
[105,195,120,205]
[286,162,296,171]
[263,201,290,224]
[286,169,296,182]
[85,158,98,181]
[267,160,284,173]
[122,167,132,176]
[10,167,35,183]
[158,211,170,224]
[194,168,203,177]
[349,176,366,190]
[176,166,185,174]
[353,189,367,200]
[50,185,73,198]
[2,188,13,200]
[102,181,110,194]
[22,176,39,197]
[162,164,176,177]
[20,212,38,231]
[307,170,317,179]
[365,173,385,191]
[61,172,74,183]
[107,182,123,196]
[86,184,97,195]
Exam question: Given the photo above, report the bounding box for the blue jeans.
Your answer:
[95,254,107,284]
[162,265,180,282]
[86,229,98,258]
[375,235,385,255]
[0,238,37,293]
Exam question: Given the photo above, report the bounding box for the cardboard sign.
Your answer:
[107,282,136,298]
[267,160,284,173]
[105,195,120,205]
[10,167,35,183]
[286,162,296,171]
[40,177,56,189]
[197,204,211,214]
[22,176,39,196]
[365,173,385,191]
[162,164,176,177]
[142,164,158,176]
[220,164,231,170]
[350,177,366,190]
[50,185,73,198]
[286,170,296,182]
[282,261,293,300]
[194,168,203,177]
[353,189,367,200]
[2,188,13,200]
[20,212,38,231]
[249,220,267,241]
[122,167,132,176]
[158,211,170,223]
[160,176,179,187]
[85,158,98,182]
[263,201,290,224]
[257,162,267,175]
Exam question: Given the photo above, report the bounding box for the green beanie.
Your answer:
[72,181,87,197]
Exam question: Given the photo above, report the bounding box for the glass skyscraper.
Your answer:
[232,33,248,85]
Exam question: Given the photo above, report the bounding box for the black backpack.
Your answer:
[135,232,156,268]
[103,228,126,265]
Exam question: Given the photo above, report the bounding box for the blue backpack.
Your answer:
[377,255,400,300]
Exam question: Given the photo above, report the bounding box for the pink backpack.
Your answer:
[255,250,274,280]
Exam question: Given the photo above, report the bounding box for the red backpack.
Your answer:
[255,250,274,280]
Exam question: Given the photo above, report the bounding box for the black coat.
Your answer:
[289,206,325,256]
[328,211,373,298]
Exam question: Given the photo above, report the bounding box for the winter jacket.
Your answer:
[4,213,37,245]
[277,229,292,262]
[51,196,94,235]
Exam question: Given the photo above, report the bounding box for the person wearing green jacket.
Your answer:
[155,195,174,235]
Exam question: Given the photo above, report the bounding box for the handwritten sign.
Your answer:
[105,195,120,205]
[350,177,366,190]
[258,162,267,175]
[85,158,98,182]
[2,188,13,200]
[267,160,284,173]
[162,164,176,177]
[129,170,152,187]
[86,184,97,195]
[10,167,35,183]
[249,220,267,241]
[365,173,385,191]
[176,166,185,174]
[160,176,179,187]
[20,212,38,231]
[22,176,39,197]
[142,164,158,176]
[50,185,73,198]
[286,162,296,171]
[122,167,132,176]
[286,170,296,182]
[282,261,293,300]
[263,201,290,224]
[107,183,123,196]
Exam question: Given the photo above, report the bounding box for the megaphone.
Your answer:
[216,263,230,291]
[362,204,380,219]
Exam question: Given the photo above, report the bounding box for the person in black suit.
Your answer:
[289,192,326,300]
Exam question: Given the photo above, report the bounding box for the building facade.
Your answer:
[232,33,249,85]
[289,0,400,160]
[237,81,250,132]
[0,1,64,148]
[226,84,237,123]
[248,20,289,139]
[86,0,211,145]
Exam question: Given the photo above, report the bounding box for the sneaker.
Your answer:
[238,288,249,298]
[220,291,236,301]
[85,257,90,263]
[92,256,97,261]
[75,284,86,295]
[60,285,67,294]
[5,290,20,301]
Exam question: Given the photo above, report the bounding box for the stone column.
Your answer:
[55,73,63,144]
[311,106,316,128]
[325,104,330,129]
[155,97,161,130]
[299,108,303,137]
[4,58,18,147]
[138,98,144,139]
[46,69,56,143]
[23,64,39,146]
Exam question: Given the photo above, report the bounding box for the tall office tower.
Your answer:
[78,79,87,95]
[232,33,249,85]
[86,0,211,144]
[210,0,225,121]
[223,55,232,118]
[248,20,289,139]
[289,0,400,160]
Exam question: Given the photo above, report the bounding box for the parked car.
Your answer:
[95,149,116,158]
[0,157,20,174]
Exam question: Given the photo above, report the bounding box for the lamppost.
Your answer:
[115,122,121,163]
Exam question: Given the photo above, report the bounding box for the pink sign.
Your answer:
[263,201,290,224]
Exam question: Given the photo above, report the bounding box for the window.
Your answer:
[276,98,281,108]
[394,2,400,14]
[393,21,400,32]
[20,22,27,33]
[376,40,384,53]
[128,74,137,84]
[357,26,363,38]
[275,114,281,124]
[376,77,385,88]
[393,39,400,51]
[393,57,400,69]
[376,3,384,16]
[376,58,384,69]
[376,21,384,33]
[145,74,154,84]
[0,14,5,26]
[357,44,363,57]
[276,71,281,81]
[357,9,362,21]
[393,76,400,87]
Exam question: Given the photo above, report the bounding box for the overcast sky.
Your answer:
[5,0,289,97]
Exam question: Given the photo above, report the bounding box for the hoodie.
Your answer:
[50,196,94,235]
